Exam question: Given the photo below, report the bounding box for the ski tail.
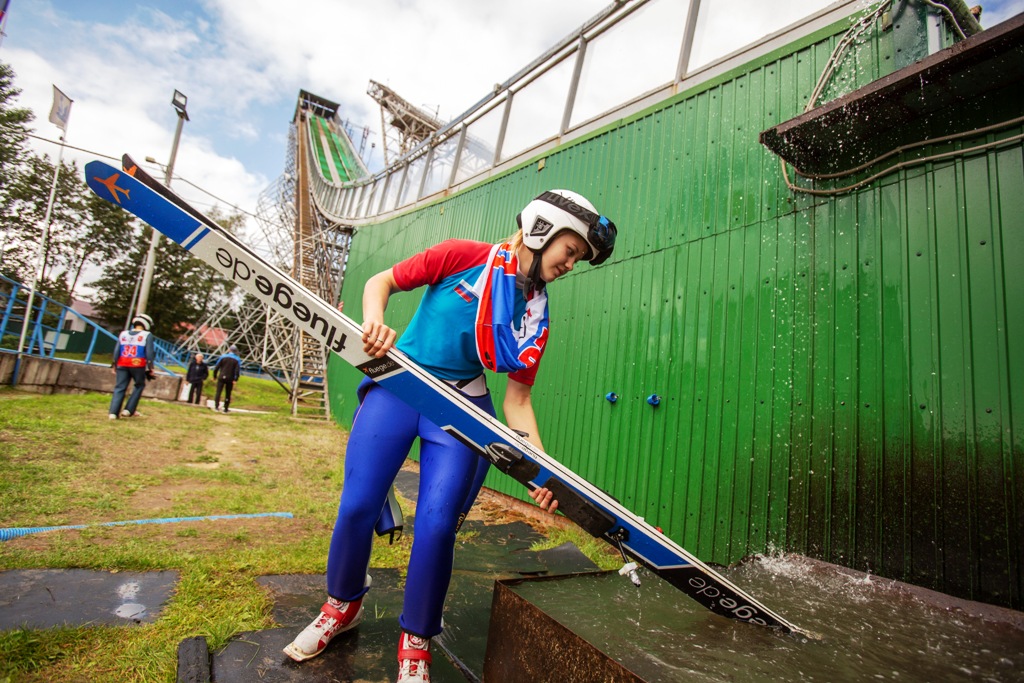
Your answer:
[122,154,213,227]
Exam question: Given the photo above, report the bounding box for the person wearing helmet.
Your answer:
[284,190,617,681]
[108,313,156,419]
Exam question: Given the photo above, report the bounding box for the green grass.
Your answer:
[0,386,597,682]
[0,389,372,681]
[530,527,622,572]
[50,351,114,366]
[220,374,293,414]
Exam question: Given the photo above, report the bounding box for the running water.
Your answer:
[508,554,1024,682]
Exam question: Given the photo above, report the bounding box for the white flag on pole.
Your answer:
[48,85,72,131]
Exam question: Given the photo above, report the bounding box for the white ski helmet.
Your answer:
[517,189,617,266]
[132,313,153,331]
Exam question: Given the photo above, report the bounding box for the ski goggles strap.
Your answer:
[534,191,617,265]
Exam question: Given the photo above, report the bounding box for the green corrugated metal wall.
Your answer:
[327,16,1023,608]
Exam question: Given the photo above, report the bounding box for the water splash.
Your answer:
[509,554,1024,682]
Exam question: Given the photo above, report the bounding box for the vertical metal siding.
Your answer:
[327,20,1024,608]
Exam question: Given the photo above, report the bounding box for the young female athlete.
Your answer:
[284,189,617,682]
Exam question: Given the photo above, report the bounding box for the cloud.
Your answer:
[6,4,273,255]
[6,0,612,263]
[980,0,1024,26]
[206,0,611,124]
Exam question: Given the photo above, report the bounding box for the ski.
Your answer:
[85,158,806,637]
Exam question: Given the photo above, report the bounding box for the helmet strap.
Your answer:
[523,248,546,297]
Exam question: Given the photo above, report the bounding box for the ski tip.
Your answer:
[84,162,131,206]
[83,159,109,174]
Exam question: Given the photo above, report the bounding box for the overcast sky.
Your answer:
[2,0,1022,262]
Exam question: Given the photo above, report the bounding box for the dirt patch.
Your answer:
[129,483,203,511]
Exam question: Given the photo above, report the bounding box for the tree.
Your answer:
[88,206,246,339]
[1,154,88,302]
[66,191,140,295]
[0,63,107,302]
[0,62,33,195]
[0,62,36,283]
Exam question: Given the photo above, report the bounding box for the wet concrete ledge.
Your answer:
[485,576,646,683]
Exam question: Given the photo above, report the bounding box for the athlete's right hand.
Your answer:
[362,321,395,358]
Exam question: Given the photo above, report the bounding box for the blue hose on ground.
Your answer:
[0,512,294,541]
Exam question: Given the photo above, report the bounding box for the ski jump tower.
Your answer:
[244,85,432,417]
[257,86,443,417]
[261,90,368,417]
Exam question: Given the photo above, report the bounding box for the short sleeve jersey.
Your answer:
[392,239,542,386]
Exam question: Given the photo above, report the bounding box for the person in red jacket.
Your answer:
[109,313,155,419]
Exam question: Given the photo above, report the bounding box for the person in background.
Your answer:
[185,352,209,405]
[283,189,617,683]
[212,345,241,413]
[109,313,156,419]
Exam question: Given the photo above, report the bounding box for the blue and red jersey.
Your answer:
[392,239,542,386]
[114,330,153,368]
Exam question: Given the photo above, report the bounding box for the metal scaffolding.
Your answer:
[184,90,370,416]
[367,79,445,167]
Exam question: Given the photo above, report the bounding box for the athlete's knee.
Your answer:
[336,495,386,531]
[409,509,460,545]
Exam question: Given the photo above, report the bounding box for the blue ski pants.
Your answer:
[326,377,493,638]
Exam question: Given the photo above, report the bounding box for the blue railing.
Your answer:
[152,337,192,371]
[0,274,179,376]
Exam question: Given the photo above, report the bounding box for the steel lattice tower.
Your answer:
[185,92,360,416]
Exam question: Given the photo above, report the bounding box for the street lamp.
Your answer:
[172,89,189,120]
[136,90,189,318]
